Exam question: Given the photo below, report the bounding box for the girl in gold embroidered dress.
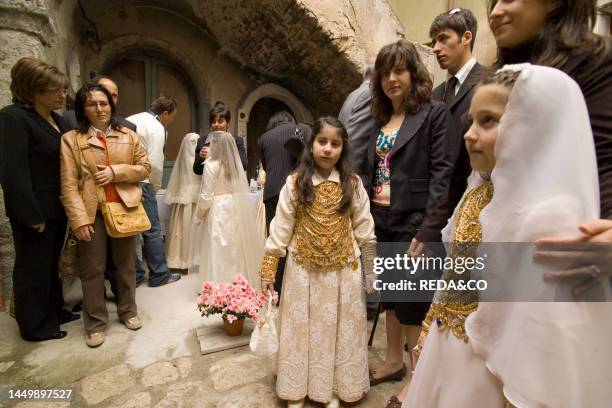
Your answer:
[260,117,377,408]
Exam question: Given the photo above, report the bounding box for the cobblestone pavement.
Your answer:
[0,274,407,407]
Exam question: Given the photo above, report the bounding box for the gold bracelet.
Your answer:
[260,255,279,283]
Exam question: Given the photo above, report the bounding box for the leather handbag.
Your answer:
[76,132,150,238]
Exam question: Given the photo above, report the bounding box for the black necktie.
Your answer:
[444,76,459,106]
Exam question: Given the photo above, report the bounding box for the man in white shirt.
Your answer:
[127,96,181,287]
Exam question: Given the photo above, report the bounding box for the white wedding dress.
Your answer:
[189,131,264,287]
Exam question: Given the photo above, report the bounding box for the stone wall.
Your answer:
[0,0,66,311]
[388,0,498,78]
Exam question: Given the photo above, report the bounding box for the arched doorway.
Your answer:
[246,98,294,179]
[238,83,313,180]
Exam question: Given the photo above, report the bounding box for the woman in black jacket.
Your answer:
[488,0,612,295]
[0,57,78,341]
[366,40,454,396]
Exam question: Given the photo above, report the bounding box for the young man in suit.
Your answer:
[413,8,484,249]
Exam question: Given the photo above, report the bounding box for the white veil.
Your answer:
[164,132,200,204]
[188,131,264,286]
[450,64,612,406]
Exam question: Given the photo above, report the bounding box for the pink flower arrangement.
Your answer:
[197,275,276,322]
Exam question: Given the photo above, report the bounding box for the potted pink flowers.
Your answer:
[197,275,274,336]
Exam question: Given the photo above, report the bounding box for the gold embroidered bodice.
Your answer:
[292,180,355,271]
[422,181,493,343]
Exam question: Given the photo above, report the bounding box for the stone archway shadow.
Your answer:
[237,83,313,141]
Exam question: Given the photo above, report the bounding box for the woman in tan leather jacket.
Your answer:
[60,82,151,348]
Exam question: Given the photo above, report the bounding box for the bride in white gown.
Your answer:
[189,131,264,286]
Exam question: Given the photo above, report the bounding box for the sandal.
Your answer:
[369,364,407,386]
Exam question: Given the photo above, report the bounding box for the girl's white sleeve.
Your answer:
[264,175,297,257]
[351,176,376,246]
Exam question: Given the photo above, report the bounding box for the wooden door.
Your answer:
[108,57,196,162]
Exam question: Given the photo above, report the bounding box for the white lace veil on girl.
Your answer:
[188,131,264,286]
[446,64,611,406]
[164,132,200,205]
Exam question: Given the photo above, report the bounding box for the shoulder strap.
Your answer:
[76,132,106,204]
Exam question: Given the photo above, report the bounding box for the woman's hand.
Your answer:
[94,164,114,186]
[535,219,612,297]
[74,224,95,241]
[31,223,46,233]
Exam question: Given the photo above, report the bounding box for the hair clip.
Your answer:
[449,7,462,15]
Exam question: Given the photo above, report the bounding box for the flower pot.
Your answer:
[222,316,245,336]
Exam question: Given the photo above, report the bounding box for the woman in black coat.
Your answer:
[366,40,454,395]
[487,0,612,295]
[0,57,78,341]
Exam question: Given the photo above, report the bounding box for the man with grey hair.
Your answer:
[338,63,378,320]
[338,62,375,181]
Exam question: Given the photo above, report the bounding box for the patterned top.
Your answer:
[372,127,398,206]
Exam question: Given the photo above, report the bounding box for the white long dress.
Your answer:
[190,131,263,287]
[405,64,612,407]
[263,170,376,404]
[164,133,200,269]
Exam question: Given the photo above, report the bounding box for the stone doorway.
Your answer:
[106,56,198,162]
[245,98,294,180]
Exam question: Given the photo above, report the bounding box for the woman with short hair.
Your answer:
[0,57,76,341]
[60,82,150,348]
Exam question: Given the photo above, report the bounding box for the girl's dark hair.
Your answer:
[209,101,230,125]
[489,0,610,72]
[74,82,119,133]
[294,116,355,213]
[371,40,433,127]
